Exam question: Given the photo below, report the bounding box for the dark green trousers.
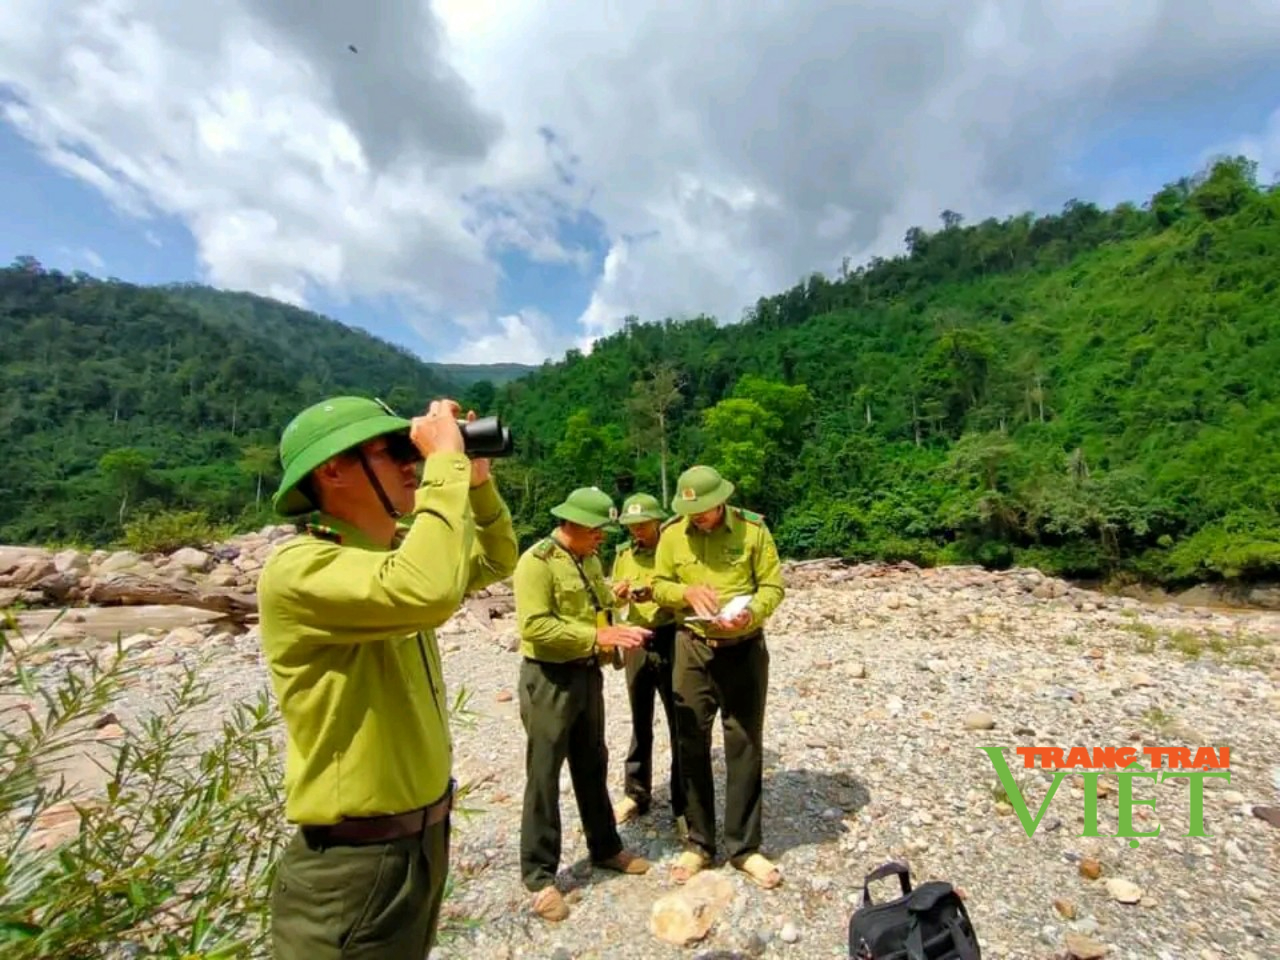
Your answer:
[673,629,769,862]
[270,816,450,959]
[518,656,623,891]
[623,622,685,817]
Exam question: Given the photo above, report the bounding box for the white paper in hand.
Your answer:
[686,593,752,623]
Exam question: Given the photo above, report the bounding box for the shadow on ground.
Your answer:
[587,752,871,870]
[762,764,871,858]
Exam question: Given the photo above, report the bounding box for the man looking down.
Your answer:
[651,464,786,891]
[512,486,653,922]
[258,396,519,959]
[609,491,687,838]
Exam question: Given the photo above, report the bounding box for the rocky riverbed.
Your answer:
[3,535,1279,959]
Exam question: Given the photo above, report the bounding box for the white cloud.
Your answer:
[3,0,1280,363]
[439,308,561,366]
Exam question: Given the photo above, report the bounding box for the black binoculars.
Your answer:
[458,415,514,458]
[384,415,514,463]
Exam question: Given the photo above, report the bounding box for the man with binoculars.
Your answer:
[257,395,519,960]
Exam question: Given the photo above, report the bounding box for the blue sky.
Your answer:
[2,4,1279,366]
[0,120,610,360]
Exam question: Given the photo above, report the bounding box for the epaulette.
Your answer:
[615,541,633,557]
[531,537,556,560]
[659,515,681,532]
[304,521,344,544]
[735,507,765,525]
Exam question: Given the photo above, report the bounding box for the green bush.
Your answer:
[120,509,232,555]
[0,613,479,958]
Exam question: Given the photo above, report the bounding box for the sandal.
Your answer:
[670,849,710,885]
[595,849,651,875]
[532,885,569,922]
[731,852,782,889]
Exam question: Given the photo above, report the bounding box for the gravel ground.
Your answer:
[6,559,1279,960]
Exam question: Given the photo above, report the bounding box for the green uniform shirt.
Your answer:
[610,539,675,629]
[257,451,519,825]
[513,533,616,662]
[651,505,786,639]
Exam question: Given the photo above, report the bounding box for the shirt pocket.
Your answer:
[723,544,755,586]
[673,555,700,582]
[553,576,593,619]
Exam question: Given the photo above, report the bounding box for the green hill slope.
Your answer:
[0,265,459,544]
[491,156,1280,586]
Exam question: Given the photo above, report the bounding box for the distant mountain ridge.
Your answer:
[426,361,538,386]
[160,283,537,388]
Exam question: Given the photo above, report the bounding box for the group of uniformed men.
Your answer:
[255,395,787,957]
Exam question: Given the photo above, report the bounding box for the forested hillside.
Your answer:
[0,266,462,544]
[491,156,1280,586]
[2,156,1278,588]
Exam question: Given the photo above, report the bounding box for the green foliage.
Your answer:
[1,268,459,547]
[0,614,480,958]
[5,155,1280,588]
[121,508,231,554]
[488,156,1280,585]
[0,620,284,957]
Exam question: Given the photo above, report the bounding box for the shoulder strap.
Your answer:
[303,521,343,544]
[736,507,765,525]
[548,538,605,616]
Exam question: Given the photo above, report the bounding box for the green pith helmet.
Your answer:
[671,464,735,516]
[550,486,620,530]
[619,492,666,525]
[272,396,411,517]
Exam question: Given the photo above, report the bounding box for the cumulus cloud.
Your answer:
[439,308,561,366]
[3,0,1280,361]
[0,0,541,317]
[452,0,1280,342]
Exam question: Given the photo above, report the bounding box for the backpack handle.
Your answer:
[861,861,912,905]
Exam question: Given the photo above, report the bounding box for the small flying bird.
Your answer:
[348,44,358,53]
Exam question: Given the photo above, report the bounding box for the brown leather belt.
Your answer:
[302,778,455,847]
[680,628,762,649]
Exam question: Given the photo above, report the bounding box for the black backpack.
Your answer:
[847,862,981,960]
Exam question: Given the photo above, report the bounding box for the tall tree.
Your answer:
[99,448,153,526]
[238,444,279,511]
[625,363,684,505]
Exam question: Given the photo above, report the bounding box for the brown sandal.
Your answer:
[595,849,651,874]
[532,886,569,922]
